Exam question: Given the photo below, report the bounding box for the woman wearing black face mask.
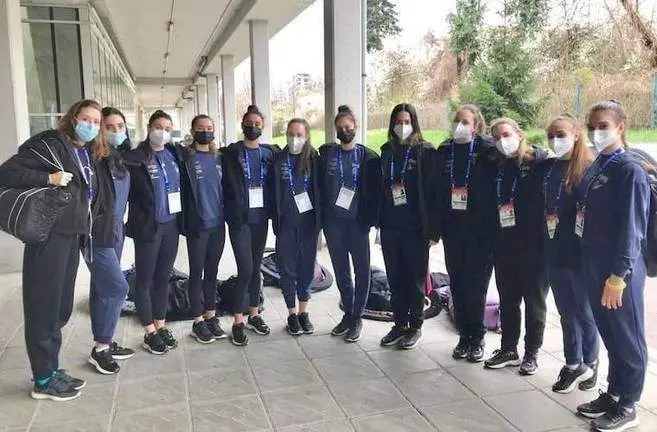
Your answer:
[179,115,226,344]
[222,105,280,346]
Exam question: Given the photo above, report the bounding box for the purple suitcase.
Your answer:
[447,277,501,331]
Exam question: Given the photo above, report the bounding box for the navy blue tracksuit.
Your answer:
[576,151,649,408]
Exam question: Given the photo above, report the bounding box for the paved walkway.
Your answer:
[0,233,656,431]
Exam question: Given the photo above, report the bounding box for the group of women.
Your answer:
[0,97,649,432]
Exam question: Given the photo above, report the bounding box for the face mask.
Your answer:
[452,123,473,144]
[194,131,214,145]
[149,129,170,146]
[108,131,127,148]
[75,121,100,142]
[551,137,574,159]
[393,124,413,141]
[243,125,262,141]
[588,129,619,152]
[287,136,306,154]
[495,135,520,157]
[337,129,356,144]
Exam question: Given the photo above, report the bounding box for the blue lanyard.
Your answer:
[74,147,93,201]
[543,164,564,215]
[579,148,624,209]
[286,154,309,195]
[390,146,412,185]
[244,147,265,187]
[496,166,518,207]
[450,138,475,188]
[338,146,360,188]
[155,152,173,192]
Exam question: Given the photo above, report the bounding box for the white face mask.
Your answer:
[551,137,575,159]
[495,135,520,157]
[149,129,170,146]
[393,124,413,141]
[287,136,306,155]
[588,129,619,153]
[452,123,473,144]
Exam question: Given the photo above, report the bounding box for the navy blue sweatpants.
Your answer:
[187,225,226,316]
[324,217,371,319]
[276,219,318,309]
[229,222,268,313]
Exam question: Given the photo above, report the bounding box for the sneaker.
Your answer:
[380,325,407,346]
[452,337,470,359]
[400,328,423,350]
[592,405,639,432]
[519,353,538,376]
[577,391,619,419]
[344,318,363,343]
[205,316,228,339]
[30,375,80,402]
[142,332,167,355]
[580,360,599,391]
[157,327,178,350]
[484,349,521,369]
[191,321,216,344]
[246,315,271,335]
[468,343,485,363]
[298,312,314,334]
[331,315,351,336]
[287,314,303,336]
[231,323,249,346]
[53,369,86,390]
[88,347,120,375]
[552,365,594,394]
[109,342,135,360]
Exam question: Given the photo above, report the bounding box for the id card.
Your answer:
[546,214,559,239]
[451,187,468,210]
[336,186,355,210]
[249,187,264,209]
[167,191,182,214]
[575,209,585,238]
[294,192,313,214]
[498,203,516,228]
[391,184,407,207]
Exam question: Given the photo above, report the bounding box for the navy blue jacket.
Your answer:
[89,149,129,247]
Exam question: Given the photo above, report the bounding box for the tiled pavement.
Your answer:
[0,231,657,431]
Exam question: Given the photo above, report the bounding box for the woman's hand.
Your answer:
[48,171,73,187]
[601,275,626,310]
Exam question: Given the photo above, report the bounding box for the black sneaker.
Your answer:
[592,405,639,432]
[246,315,271,335]
[380,325,407,346]
[468,343,485,363]
[400,328,423,350]
[344,318,362,343]
[142,332,167,355]
[231,323,249,346]
[53,369,86,390]
[88,347,120,375]
[452,337,470,359]
[577,392,619,419]
[109,342,135,360]
[205,316,228,339]
[579,360,599,391]
[30,375,80,402]
[519,353,538,376]
[484,349,521,369]
[298,312,314,334]
[331,315,351,336]
[287,314,303,336]
[552,365,594,394]
[192,321,216,344]
[157,327,178,350]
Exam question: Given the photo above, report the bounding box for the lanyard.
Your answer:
[579,148,624,209]
[390,146,412,185]
[244,147,265,187]
[74,147,93,201]
[543,163,564,215]
[155,152,173,192]
[338,146,360,188]
[496,165,518,207]
[286,154,309,195]
[450,138,475,188]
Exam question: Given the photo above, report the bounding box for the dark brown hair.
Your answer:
[334,105,357,129]
[100,106,129,176]
[547,113,593,192]
[242,104,264,124]
[286,118,313,175]
[190,114,218,155]
[58,99,104,158]
[585,99,628,148]
[454,104,486,135]
[387,103,424,146]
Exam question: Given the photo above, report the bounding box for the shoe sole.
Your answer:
[245,323,270,335]
[519,368,538,376]
[141,343,167,355]
[484,359,522,369]
[578,410,609,419]
[344,334,362,343]
[31,389,81,402]
[331,328,349,336]
[594,418,639,432]
[553,368,595,394]
[211,333,229,340]
[87,355,119,375]
[111,353,135,361]
[191,332,216,344]
[302,329,314,335]
[400,334,423,350]
[467,355,485,363]
[452,352,469,360]
[380,335,406,347]
[287,327,303,336]
[230,336,248,346]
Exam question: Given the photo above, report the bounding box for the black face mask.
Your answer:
[337,129,356,144]
[194,131,214,145]
[243,125,262,141]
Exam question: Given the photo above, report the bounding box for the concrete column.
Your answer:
[249,20,272,142]
[191,87,198,116]
[324,0,364,144]
[206,73,220,133]
[196,82,208,116]
[221,54,237,145]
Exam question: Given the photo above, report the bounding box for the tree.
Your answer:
[618,0,657,67]
[447,0,486,78]
[367,0,401,53]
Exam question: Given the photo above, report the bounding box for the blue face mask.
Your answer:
[75,121,100,142]
[108,131,128,148]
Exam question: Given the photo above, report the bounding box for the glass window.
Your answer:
[29,115,61,136]
[22,6,50,20]
[53,22,83,109]
[52,8,78,21]
[22,22,57,113]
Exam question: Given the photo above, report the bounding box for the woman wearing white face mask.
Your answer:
[273,119,321,335]
[124,110,182,355]
[480,117,550,375]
